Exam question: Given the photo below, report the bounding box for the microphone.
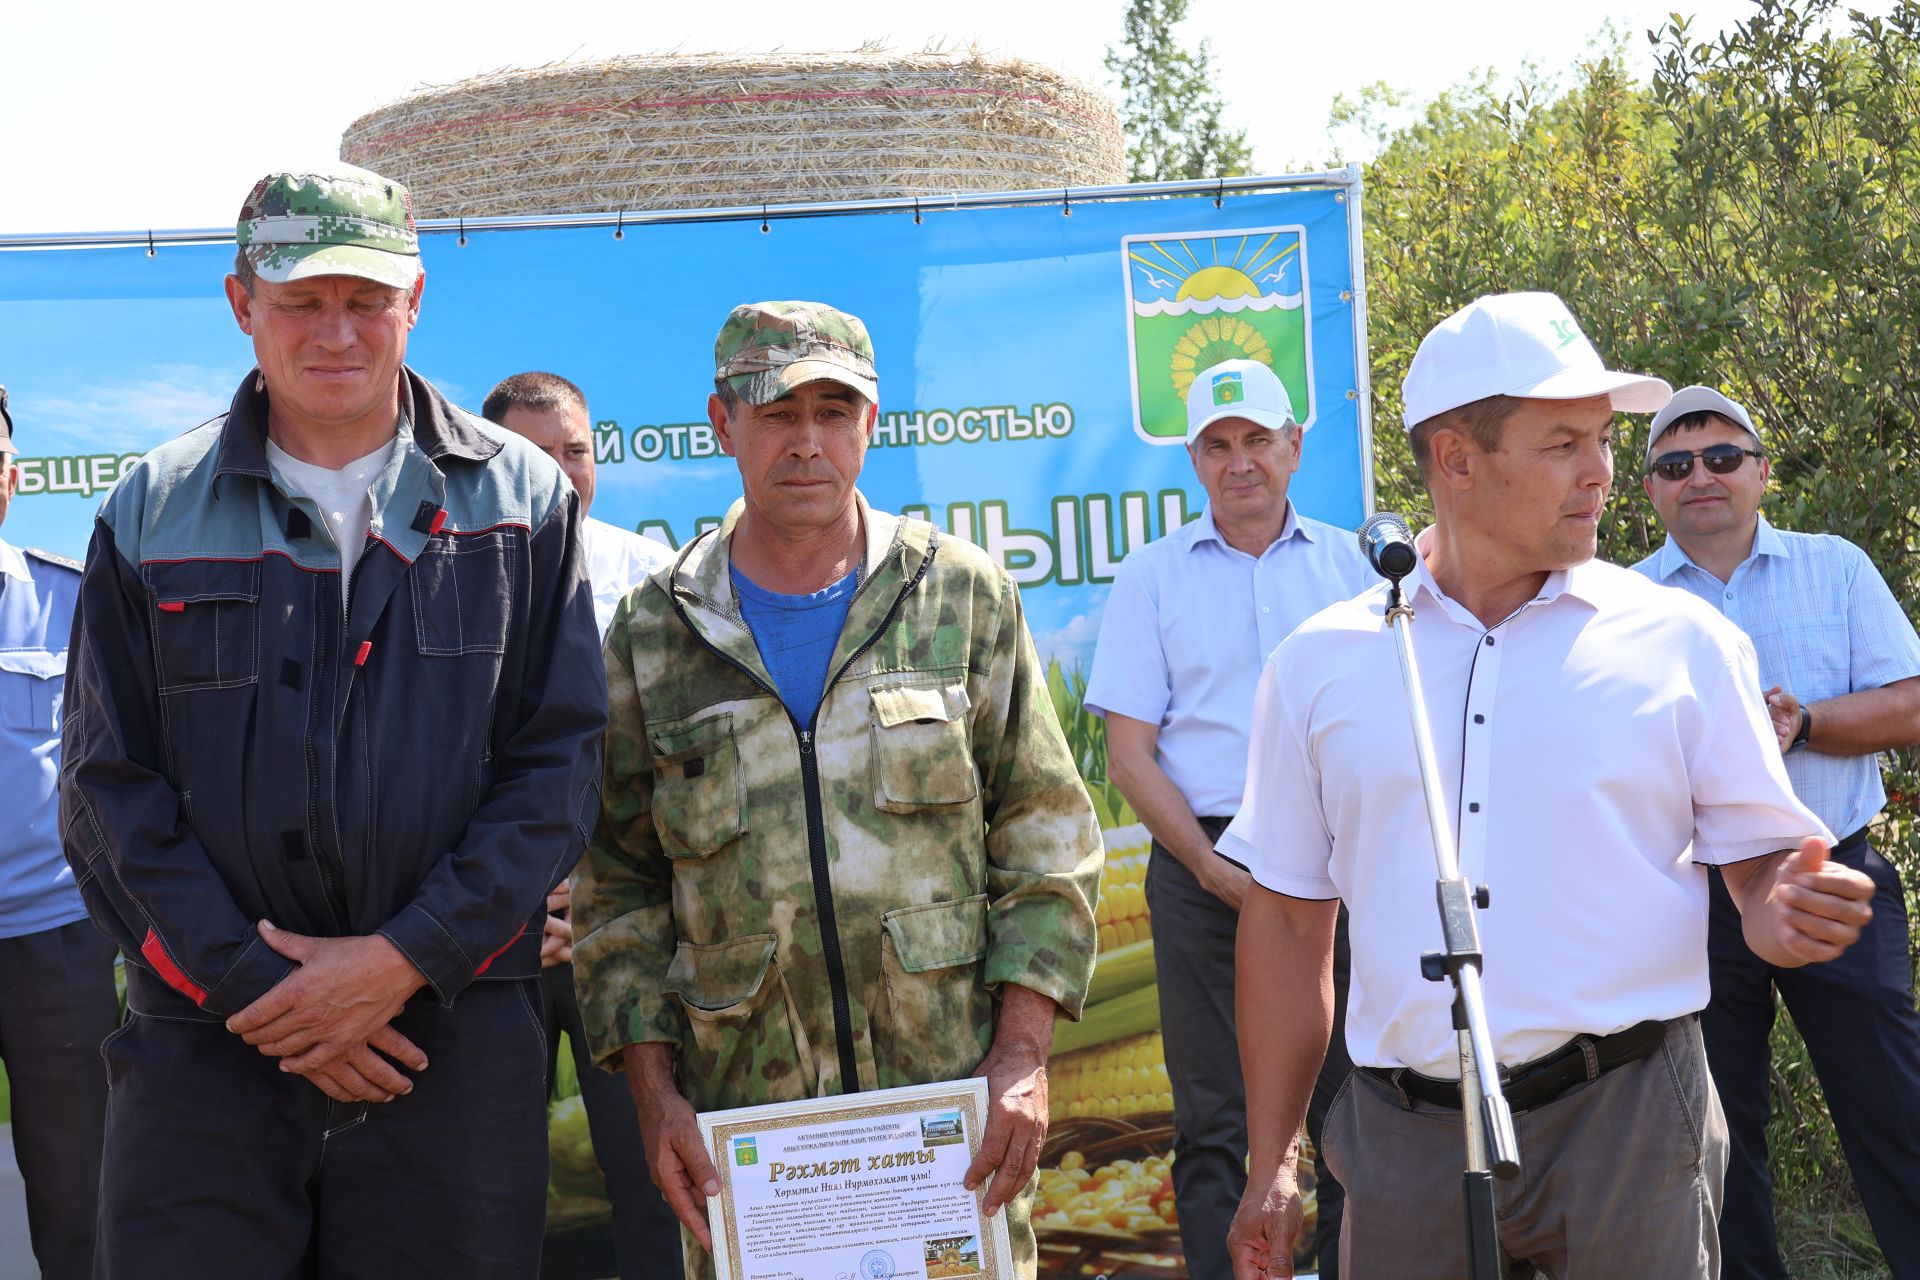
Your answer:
[1358,511,1418,581]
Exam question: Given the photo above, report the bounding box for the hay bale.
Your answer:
[340,50,1127,218]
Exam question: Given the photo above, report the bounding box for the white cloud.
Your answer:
[32,364,247,453]
[1034,587,1110,671]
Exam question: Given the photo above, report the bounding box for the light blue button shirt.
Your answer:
[1634,516,1920,838]
[1086,503,1375,816]
[0,536,87,938]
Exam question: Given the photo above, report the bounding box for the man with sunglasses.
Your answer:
[1635,386,1920,1279]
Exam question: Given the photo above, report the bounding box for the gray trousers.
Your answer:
[0,919,120,1280]
[1149,831,1351,1280]
[1325,1016,1728,1280]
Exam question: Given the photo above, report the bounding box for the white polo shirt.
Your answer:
[584,516,673,639]
[1085,503,1373,817]
[1218,542,1826,1077]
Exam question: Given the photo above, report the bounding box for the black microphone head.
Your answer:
[1358,511,1418,581]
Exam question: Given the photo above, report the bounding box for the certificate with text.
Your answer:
[698,1078,1014,1280]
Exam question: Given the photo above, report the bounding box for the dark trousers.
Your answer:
[1704,828,1920,1280]
[0,918,119,1280]
[1149,823,1351,1280]
[97,972,550,1280]
[541,962,682,1280]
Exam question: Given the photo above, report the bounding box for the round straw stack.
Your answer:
[341,49,1126,217]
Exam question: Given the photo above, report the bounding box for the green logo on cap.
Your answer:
[1550,319,1580,349]
[1123,228,1312,444]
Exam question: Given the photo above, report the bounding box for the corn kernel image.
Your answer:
[1035,1151,1177,1232]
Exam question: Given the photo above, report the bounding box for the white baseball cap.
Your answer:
[1644,385,1761,466]
[1401,292,1672,430]
[1185,359,1297,445]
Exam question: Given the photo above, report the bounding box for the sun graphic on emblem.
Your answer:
[1176,264,1263,301]
[1129,233,1300,399]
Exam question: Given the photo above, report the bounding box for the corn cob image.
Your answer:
[1094,826,1152,953]
[1051,1030,1174,1119]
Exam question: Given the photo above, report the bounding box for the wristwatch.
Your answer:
[1788,705,1812,753]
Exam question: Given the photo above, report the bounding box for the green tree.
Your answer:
[1104,0,1254,182]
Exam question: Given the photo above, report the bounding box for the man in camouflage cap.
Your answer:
[570,300,1102,1279]
[62,164,606,1276]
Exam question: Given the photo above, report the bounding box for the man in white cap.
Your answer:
[1086,359,1370,1279]
[1635,387,1920,1279]
[1221,293,1877,1279]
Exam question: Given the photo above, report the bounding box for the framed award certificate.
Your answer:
[697,1077,1016,1280]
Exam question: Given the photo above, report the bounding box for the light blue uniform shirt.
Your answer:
[1634,516,1920,839]
[0,536,87,938]
[1086,503,1374,816]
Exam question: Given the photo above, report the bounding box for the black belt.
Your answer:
[1362,1017,1674,1114]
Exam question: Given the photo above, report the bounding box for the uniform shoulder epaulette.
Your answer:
[23,547,83,573]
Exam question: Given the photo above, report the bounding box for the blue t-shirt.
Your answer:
[731,564,860,727]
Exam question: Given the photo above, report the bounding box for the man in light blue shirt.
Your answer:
[1086,360,1372,1279]
[0,386,120,1280]
[1635,385,1920,1279]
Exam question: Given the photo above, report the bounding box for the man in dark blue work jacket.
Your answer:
[59,163,607,1279]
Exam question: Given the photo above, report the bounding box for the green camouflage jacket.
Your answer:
[572,494,1101,1111]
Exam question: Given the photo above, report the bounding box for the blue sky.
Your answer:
[1,0,1892,235]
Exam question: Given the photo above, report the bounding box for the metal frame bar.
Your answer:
[0,170,1359,251]
[1342,160,1378,515]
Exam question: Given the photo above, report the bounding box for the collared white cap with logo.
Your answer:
[1185,358,1297,445]
[1401,291,1672,430]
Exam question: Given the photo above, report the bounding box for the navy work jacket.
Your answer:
[60,368,607,1019]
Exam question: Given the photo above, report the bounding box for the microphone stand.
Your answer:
[1381,571,1522,1279]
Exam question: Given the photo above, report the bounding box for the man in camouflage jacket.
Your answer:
[571,301,1102,1279]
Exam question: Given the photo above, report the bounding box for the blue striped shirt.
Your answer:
[1633,517,1920,838]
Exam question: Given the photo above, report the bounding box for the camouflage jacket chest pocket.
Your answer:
[868,679,980,813]
[143,560,261,694]
[648,711,747,858]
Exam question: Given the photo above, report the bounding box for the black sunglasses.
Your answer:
[1647,443,1764,482]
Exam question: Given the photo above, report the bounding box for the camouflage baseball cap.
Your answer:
[713,301,878,406]
[235,163,421,289]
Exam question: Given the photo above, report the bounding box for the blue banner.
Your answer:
[0,184,1365,679]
